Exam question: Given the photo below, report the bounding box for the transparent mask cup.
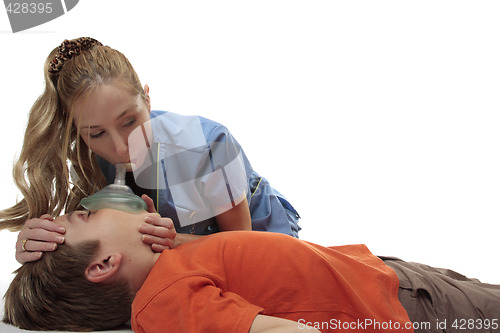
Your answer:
[80,163,147,212]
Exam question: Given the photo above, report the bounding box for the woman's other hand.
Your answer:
[140,213,176,251]
[141,194,157,214]
[140,195,177,251]
[16,214,66,264]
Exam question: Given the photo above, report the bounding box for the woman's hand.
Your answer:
[140,195,177,251]
[16,214,66,264]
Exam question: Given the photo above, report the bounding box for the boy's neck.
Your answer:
[127,251,163,293]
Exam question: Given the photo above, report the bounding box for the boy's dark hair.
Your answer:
[3,240,132,331]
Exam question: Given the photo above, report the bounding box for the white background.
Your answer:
[1,0,499,291]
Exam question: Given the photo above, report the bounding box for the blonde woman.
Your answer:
[0,37,300,264]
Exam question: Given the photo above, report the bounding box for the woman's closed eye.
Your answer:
[89,130,105,139]
[122,117,136,127]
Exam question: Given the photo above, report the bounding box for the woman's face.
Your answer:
[72,82,151,166]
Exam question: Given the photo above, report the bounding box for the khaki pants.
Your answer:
[382,258,500,333]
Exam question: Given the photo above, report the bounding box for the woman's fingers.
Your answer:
[142,235,175,251]
[139,214,176,251]
[140,220,174,238]
[16,251,43,264]
[19,239,59,252]
[16,216,66,264]
[16,239,61,264]
[16,235,60,263]
[18,227,65,245]
[141,194,157,213]
[17,228,65,256]
[24,217,65,234]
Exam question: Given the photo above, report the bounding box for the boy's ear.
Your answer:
[85,253,122,283]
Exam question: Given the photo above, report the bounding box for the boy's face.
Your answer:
[55,209,147,247]
[54,209,158,292]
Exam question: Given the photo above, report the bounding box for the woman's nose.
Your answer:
[111,133,129,156]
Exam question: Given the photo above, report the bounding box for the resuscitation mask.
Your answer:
[80,163,147,212]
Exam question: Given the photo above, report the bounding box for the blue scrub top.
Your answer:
[98,110,300,237]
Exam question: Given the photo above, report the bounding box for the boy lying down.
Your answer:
[3,209,500,333]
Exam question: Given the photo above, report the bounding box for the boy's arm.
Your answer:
[250,315,321,333]
[133,276,264,333]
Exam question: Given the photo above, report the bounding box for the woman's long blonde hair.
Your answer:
[0,38,146,230]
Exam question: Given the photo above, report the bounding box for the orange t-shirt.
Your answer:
[131,231,413,333]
